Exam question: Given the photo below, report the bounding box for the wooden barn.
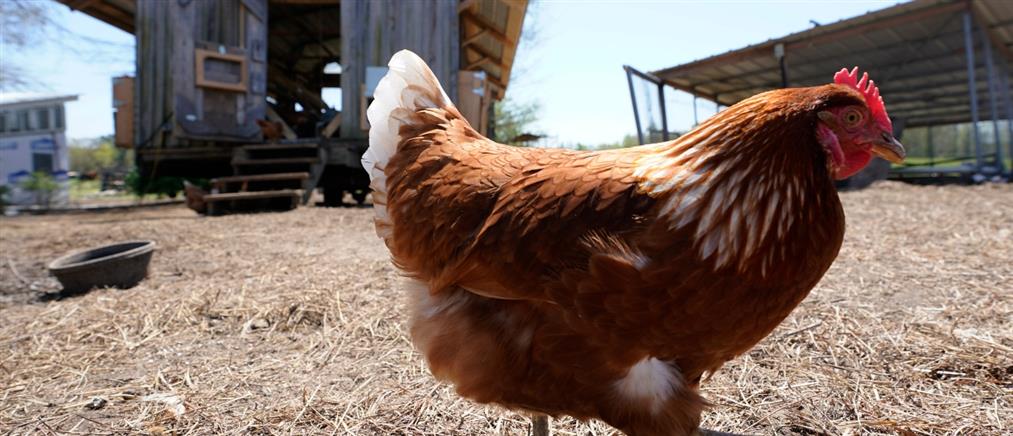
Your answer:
[59,0,528,211]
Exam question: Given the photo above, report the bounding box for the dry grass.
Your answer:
[1,181,1010,435]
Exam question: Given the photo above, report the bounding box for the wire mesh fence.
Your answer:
[899,121,1012,170]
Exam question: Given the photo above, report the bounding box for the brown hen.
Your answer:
[362,51,904,435]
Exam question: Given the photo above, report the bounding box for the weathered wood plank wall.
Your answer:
[340,0,460,139]
[135,0,267,149]
[134,0,174,148]
[173,0,266,143]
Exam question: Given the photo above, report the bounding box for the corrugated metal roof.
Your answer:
[651,0,1012,128]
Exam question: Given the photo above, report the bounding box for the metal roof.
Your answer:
[651,0,1013,128]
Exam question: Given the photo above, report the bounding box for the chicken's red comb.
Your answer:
[834,67,892,133]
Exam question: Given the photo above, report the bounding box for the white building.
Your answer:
[0,94,77,206]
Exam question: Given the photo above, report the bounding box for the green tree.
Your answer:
[0,185,10,207]
[21,171,59,207]
[576,134,657,151]
[69,136,123,174]
[491,98,542,145]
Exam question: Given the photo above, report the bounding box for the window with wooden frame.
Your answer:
[195,48,248,93]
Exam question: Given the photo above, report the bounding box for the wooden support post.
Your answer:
[977,15,1005,173]
[962,11,984,173]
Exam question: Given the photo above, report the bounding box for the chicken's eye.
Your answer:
[843,109,863,126]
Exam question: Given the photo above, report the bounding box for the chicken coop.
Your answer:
[626,0,1012,186]
[59,0,528,211]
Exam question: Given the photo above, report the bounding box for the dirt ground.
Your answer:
[1,181,1010,435]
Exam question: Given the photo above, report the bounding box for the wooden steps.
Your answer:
[204,189,303,216]
[239,143,319,151]
[232,157,321,166]
[204,189,303,201]
[211,172,309,185]
[210,172,309,196]
[196,140,328,216]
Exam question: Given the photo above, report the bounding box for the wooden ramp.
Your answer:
[203,141,326,216]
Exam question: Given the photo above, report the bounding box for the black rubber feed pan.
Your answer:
[48,240,155,294]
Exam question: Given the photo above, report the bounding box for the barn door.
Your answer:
[171,0,267,141]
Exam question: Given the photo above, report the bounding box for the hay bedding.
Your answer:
[0,182,1009,435]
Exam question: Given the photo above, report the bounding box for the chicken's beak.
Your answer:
[870,132,906,164]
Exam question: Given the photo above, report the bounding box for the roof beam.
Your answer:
[898,100,996,119]
[710,55,987,101]
[466,55,489,70]
[458,0,478,13]
[889,95,994,113]
[887,83,1004,105]
[906,112,982,127]
[463,29,489,47]
[485,73,507,92]
[93,9,133,33]
[465,44,508,72]
[464,60,508,91]
[267,64,327,113]
[877,72,991,97]
[65,0,99,9]
[277,7,340,63]
[460,10,514,47]
[56,0,134,32]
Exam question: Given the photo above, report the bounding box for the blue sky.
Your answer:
[1,2,134,142]
[507,0,902,145]
[2,0,900,145]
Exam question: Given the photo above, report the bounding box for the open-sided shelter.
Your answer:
[626,0,1012,184]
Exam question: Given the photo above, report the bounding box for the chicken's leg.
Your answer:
[530,415,549,436]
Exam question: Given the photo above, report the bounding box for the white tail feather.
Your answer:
[362,50,453,239]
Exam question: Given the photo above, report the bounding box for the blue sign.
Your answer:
[7,170,29,184]
[30,138,56,151]
[0,141,16,150]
